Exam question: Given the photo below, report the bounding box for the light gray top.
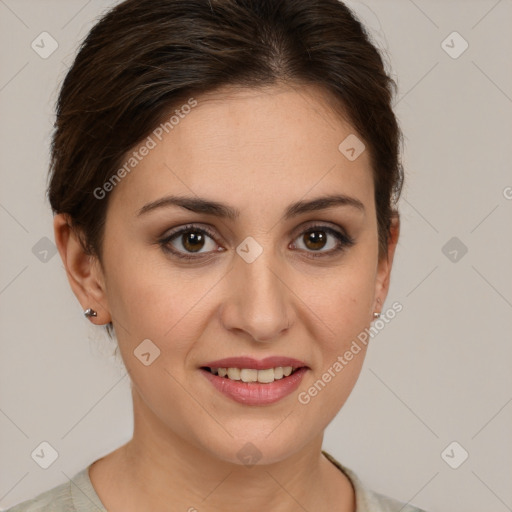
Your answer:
[5,451,428,511]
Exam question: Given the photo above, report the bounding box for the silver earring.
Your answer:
[84,308,97,318]
[373,312,381,319]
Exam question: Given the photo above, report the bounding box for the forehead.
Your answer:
[108,83,374,214]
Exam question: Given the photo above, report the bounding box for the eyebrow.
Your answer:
[137,193,365,220]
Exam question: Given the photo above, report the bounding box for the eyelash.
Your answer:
[158,223,355,261]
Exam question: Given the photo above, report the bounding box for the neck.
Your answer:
[89,388,355,512]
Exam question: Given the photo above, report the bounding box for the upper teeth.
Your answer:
[211,366,296,383]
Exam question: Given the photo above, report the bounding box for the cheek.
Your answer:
[299,257,376,349]
[102,242,222,357]
[290,248,376,413]
[294,268,374,419]
[102,235,175,325]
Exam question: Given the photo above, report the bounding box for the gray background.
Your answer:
[1,1,511,510]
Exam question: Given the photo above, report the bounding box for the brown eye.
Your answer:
[302,230,328,251]
[159,225,220,260]
[291,225,355,258]
[181,231,207,252]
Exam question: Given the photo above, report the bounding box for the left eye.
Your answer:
[290,226,354,256]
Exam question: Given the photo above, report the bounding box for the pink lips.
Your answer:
[201,356,307,370]
[200,356,309,406]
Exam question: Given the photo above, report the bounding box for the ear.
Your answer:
[373,213,400,314]
[53,213,111,325]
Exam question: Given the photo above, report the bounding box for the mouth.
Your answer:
[199,356,309,404]
[200,365,305,384]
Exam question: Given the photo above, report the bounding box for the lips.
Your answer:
[201,356,308,370]
[199,356,309,405]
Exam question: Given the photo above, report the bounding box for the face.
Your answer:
[72,84,395,464]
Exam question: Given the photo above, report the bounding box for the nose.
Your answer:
[220,251,292,342]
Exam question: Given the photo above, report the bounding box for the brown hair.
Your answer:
[48,0,403,335]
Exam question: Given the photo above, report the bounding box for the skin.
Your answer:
[54,83,399,512]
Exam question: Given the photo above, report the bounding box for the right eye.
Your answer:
[159,224,222,260]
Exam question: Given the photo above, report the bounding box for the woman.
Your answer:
[6,0,427,510]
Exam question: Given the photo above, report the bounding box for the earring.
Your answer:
[84,308,97,318]
[373,311,381,319]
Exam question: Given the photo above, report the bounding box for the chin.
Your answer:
[194,424,316,467]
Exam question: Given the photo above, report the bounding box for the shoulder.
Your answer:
[4,466,106,512]
[355,486,429,512]
[4,479,73,512]
[321,450,429,512]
